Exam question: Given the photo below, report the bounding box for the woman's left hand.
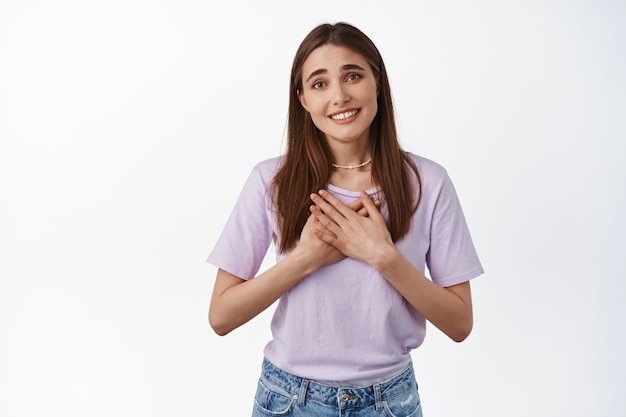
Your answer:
[309,189,393,265]
[311,189,474,342]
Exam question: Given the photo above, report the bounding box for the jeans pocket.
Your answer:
[253,378,296,416]
[382,382,422,417]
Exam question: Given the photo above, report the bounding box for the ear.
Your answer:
[297,89,310,112]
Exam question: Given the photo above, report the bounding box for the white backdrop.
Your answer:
[1,1,625,416]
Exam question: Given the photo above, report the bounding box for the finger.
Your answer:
[370,198,381,211]
[313,224,338,244]
[309,205,342,235]
[310,190,354,225]
[356,206,368,216]
[350,195,380,216]
[356,201,379,216]
[352,199,370,216]
[348,198,364,212]
[360,191,384,219]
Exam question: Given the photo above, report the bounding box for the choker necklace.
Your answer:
[331,158,372,170]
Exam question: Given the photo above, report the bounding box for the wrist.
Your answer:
[287,245,320,276]
[369,243,401,274]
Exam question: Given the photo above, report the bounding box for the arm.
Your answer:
[309,190,473,342]
[368,247,472,342]
[209,197,379,336]
[209,244,322,336]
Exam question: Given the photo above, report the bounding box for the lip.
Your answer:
[327,108,360,123]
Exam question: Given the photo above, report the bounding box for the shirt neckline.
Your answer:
[326,183,380,198]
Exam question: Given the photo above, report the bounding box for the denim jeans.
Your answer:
[251,358,423,417]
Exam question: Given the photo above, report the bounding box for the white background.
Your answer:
[1,1,625,416]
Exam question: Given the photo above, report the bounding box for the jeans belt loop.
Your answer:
[373,383,383,411]
[297,379,309,407]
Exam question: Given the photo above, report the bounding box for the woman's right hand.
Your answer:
[295,195,381,270]
[297,212,345,268]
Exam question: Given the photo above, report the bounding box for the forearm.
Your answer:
[371,245,473,342]
[209,248,318,336]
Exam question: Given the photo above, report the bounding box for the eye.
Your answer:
[312,81,325,89]
[346,73,362,82]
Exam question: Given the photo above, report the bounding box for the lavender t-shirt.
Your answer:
[207,153,483,386]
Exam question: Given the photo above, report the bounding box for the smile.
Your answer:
[329,109,359,120]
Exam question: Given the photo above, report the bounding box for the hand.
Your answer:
[298,211,345,268]
[309,190,392,264]
[296,195,381,270]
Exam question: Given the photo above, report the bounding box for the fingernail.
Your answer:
[318,189,326,196]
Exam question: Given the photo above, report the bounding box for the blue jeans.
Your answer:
[252,358,423,417]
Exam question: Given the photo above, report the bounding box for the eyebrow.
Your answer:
[305,64,366,82]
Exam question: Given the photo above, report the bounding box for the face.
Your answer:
[298,44,378,147]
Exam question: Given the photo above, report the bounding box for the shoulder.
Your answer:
[405,152,449,185]
[248,156,284,184]
[253,155,284,171]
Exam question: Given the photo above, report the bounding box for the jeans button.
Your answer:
[341,393,350,402]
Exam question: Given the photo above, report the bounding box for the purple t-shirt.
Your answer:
[207,153,483,386]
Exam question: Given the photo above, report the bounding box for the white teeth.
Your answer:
[331,110,358,120]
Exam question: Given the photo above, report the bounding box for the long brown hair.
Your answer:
[273,22,422,253]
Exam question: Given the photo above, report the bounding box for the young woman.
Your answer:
[208,22,483,417]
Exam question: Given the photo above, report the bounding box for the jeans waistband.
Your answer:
[260,358,416,410]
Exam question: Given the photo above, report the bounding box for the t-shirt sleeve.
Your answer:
[426,172,484,287]
[206,164,273,280]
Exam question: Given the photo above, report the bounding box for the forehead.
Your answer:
[302,44,370,74]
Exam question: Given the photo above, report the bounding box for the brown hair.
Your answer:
[273,22,422,253]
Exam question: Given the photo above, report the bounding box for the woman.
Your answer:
[208,22,483,416]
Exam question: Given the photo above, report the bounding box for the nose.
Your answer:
[332,83,350,105]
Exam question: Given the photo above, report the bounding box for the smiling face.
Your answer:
[298,44,379,149]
